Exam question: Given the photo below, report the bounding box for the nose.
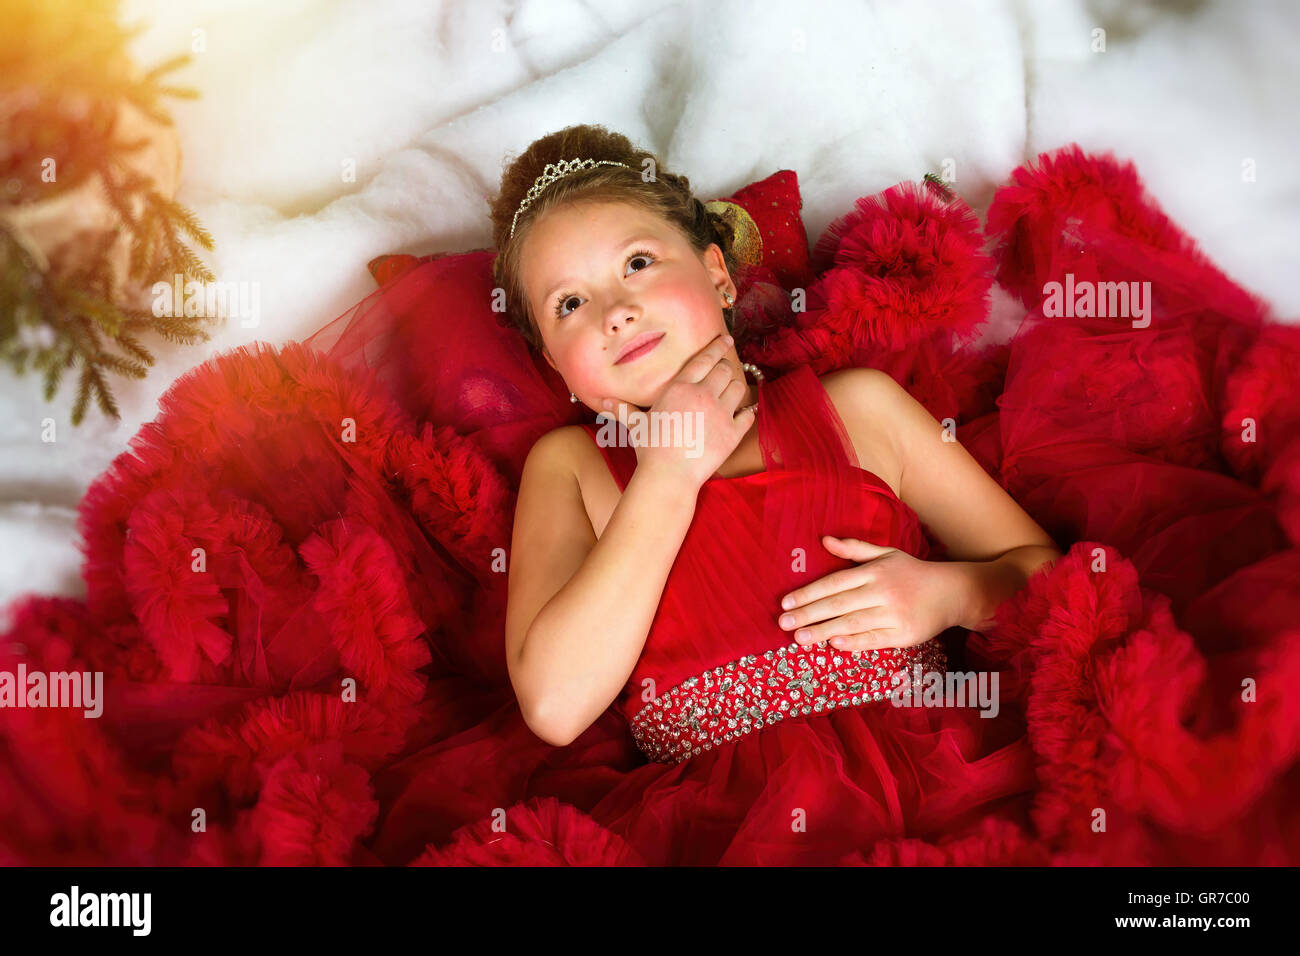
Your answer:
[603,298,639,336]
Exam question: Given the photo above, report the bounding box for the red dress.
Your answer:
[565,363,1035,864]
[387,363,1035,867]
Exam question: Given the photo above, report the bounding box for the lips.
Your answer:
[614,331,664,364]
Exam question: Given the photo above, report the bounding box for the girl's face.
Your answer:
[519,199,739,411]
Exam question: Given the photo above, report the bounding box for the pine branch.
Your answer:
[63,312,102,357]
[139,52,192,85]
[129,212,158,278]
[88,364,121,421]
[157,194,215,249]
[153,86,200,101]
[40,345,67,402]
[124,52,200,124]
[115,331,155,366]
[97,351,149,379]
[9,347,31,376]
[176,241,216,285]
[152,316,212,347]
[97,160,139,234]
[124,98,176,129]
[116,182,216,285]
[0,1,218,427]
[923,172,956,203]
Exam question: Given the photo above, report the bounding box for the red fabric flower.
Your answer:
[170,691,402,809]
[844,816,1051,866]
[970,539,1300,865]
[1221,323,1300,482]
[1262,441,1300,547]
[811,180,993,349]
[0,597,174,864]
[300,519,432,728]
[986,144,1271,327]
[388,423,513,590]
[246,742,379,866]
[410,796,645,867]
[746,181,993,399]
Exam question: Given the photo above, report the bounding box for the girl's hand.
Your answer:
[598,333,755,490]
[776,536,961,651]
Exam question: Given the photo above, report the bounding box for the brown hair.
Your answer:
[488,123,740,354]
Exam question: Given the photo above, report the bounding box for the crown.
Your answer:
[509,157,632,239]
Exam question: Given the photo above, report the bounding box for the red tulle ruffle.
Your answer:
[2,143,1297,865]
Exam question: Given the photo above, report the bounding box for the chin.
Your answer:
[607,355,678,408]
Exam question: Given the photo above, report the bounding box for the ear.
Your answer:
[702,242,735,301]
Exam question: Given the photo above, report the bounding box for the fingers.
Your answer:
[823,629,908,652]
[821,536,898,562]
[720,377,748,413]
[782,599,888,646]
[779,566,872,614]
[598,396,627,429]
[680,333,734,385]
[701,359,739,399]
[598,396,644,433]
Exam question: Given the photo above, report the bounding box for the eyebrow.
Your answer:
[538,235,659,314]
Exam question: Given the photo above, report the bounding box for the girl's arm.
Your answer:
[843,367,1063,615]
[506,426,700,747]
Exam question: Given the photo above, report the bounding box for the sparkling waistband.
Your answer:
[629,639,948,764]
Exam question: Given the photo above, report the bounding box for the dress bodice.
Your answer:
[579,364,945,763]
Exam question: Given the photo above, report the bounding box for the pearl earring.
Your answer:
[570,391,578,403]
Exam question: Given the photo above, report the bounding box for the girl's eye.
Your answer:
[552,249,657,320]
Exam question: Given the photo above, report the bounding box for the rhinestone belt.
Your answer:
[629,639,948,764]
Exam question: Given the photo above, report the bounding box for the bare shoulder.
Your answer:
[521,423,607,525]
[819,366,892,397]
[817,368,905,496]
[524,423,593,479]
[514,423,600,545]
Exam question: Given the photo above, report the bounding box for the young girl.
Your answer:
[492,124,1062,864]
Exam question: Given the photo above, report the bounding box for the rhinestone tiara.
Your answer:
[509,157,633,239]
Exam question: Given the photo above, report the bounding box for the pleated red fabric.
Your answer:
[558,363,1034,863]
[580,363,932,730]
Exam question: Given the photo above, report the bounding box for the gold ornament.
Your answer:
[704,199,762,266]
